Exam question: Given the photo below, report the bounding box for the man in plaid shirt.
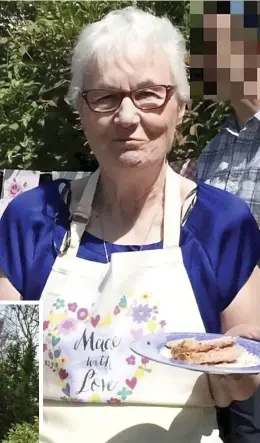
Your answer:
[198,102,260,224]
[193,1,260,442]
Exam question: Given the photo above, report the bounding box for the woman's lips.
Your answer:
[114,138,145,142]
[113,138,148,145]
[112,139,147,150]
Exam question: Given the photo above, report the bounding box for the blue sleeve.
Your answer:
[0,180,69,296]
[199,183,260,311]
[0,194,35,294]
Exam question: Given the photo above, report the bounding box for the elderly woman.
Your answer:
[0,7,260,443]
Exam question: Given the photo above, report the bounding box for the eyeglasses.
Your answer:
[81,85,175,113]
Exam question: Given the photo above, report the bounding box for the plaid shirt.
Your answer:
[197,110,260,225]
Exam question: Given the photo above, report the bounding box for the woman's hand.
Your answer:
[208,324,260,407]
[0,269,21,300]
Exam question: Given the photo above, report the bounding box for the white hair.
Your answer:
[68,6,189,108]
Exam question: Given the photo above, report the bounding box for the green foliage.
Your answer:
[0,1,226,171]
[2,417,38,443]
[0,339,38,441]
[169,100,232,161]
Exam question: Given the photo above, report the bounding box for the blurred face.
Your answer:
[190,1,260,101]
[78,48,185,171]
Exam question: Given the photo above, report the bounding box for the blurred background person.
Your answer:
[190,1,260,442]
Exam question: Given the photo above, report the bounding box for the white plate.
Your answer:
[131,332,260,374]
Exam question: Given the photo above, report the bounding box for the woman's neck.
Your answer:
[96,161,167,221]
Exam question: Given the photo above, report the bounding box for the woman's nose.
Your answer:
[115,97,140,127]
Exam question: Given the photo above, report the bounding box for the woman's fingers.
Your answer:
[221,374,260,401]
[225,324,260,340]
[208,374,232,407]
[208,324,260,406]
[208,373,260,406]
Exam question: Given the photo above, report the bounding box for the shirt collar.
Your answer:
[223,110,260,136]
[254,110,260,121]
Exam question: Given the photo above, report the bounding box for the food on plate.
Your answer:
[166,336,244,365]
[166,336,236,353]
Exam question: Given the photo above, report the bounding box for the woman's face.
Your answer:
[78,49,185,171]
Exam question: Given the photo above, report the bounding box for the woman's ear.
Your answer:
[176,100,187,126]
[77,96,88,135]
[76,95,83,116]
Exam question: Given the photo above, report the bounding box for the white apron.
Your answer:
[41,166,222,443]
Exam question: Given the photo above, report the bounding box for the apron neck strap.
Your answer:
[72,168,100,222]
[68,169,100,251]
[69,165,181,251]
[163,166,181,248]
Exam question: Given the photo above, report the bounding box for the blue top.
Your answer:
[0,179,259,334]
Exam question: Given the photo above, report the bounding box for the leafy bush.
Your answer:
[2,417,38,443]
[0,1,227,171]
[169,100,232,161]
[0,339,38,441]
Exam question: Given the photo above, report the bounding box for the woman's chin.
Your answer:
[114,151,147,168]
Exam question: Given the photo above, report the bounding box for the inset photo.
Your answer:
[0,304,39,443]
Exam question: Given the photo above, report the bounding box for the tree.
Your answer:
[0,306,39,442]
[0,340,39,440]
[0,305,38,354]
